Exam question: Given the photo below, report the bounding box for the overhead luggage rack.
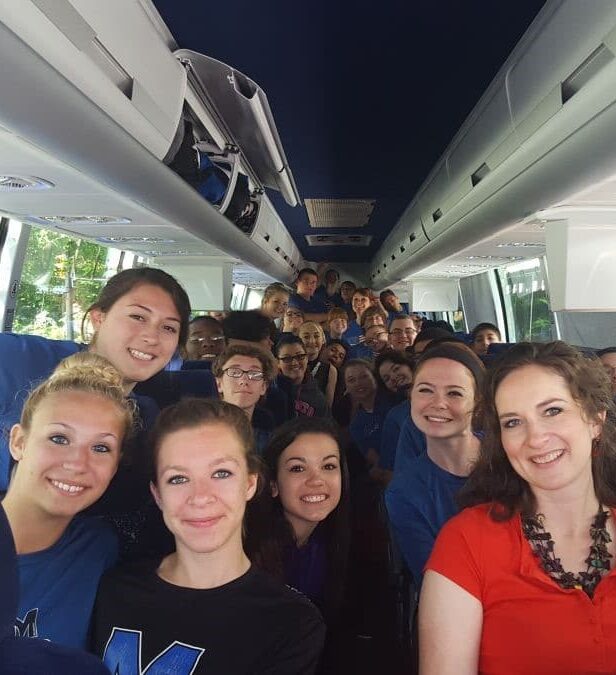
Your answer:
[175,50,300,208]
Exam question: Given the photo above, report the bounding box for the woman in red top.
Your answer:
[420,341,616,675]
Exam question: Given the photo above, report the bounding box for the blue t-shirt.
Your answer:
[392,417,428,476]
[385,453,466,586]
[378,400,426,471]
[0,334,83,490]
[288,293,328,315]
[342,321,363,347]
[313,286,344,309]
[386,302,410,324]
[16,516,118,649]
[347,343,374,360]
[349,391,394,458]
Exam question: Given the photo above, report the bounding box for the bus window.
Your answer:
[230,283,248,310]
[245,288,264,310]
[498,257,555,343]
[12,226,125,340]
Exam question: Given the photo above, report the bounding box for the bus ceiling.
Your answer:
[2,1,616,299]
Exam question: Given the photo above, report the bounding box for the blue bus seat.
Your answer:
[181,359,213,371]
[487,342,515,355]
[134,369,218,409]
[453,331,472,344]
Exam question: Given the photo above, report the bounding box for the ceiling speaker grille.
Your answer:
[305,198,375,228]
[305,234,372,247]
[0,175,54,192]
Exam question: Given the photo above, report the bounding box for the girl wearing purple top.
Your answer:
[246,417,350,622]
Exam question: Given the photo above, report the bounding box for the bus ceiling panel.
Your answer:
[372,57,616,288]
[369,214,428,288]
[0,0,187,160]
[446,84,513,197]
[175,49,300,206]
[373,2,616,288]
[410,0,616,243]
[507,0,616,128]
[0,17,296,283]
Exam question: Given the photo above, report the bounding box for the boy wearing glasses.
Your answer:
[388,315,418,352]
[212,344,278,453]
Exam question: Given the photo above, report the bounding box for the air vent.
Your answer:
[0,175,54,192]
[305,234,372,247]
[432,208,443,223]
[96,236,177,244]
[142,250,213,257]
[496,241,544,248]
[31,215,132,226]
[305,199,375,228]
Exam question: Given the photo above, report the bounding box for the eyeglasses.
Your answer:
[222,367,265,381]
[390,328,417,337]
[278,353,308,364]
[188,336,225,344]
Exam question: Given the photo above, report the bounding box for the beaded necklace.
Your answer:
[522,507,612,598]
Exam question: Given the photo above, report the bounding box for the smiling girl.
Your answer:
[385,343,484,586]
[0,267,190,492]
[92,398,325,674]
[275,334,328,419]
[247,417,350,622]
[299,321,338,409]
[1,352,134,649]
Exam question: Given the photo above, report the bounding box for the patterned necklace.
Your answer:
[522,507,612,598]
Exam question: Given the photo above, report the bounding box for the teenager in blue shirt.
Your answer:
[379,289,410,323]
[314,268,344,309]
[288,268,329,322]
[2,352,135,649]
[338,280,356,316]
[345,359,396,479]
[385,343,484,586]
[0,267,190,492]
[342,288,371,347]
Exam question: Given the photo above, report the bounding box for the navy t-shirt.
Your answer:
[16,517,118,649]
[342,321,363,347]
[288,293,328,315]
[392,417,428,475]
[349,391,394,458]
[378,400,421,471]
[313,286,344,309]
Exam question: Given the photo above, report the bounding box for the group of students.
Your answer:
[3,264,616,674]
[0,268,346,674]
